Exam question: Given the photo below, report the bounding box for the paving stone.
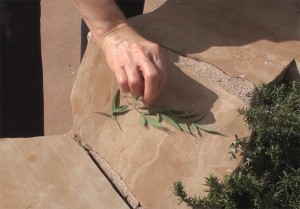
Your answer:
[41,0,81,135]
[130,0,300,84]
[0,135,129,209]
[144,0,167,13]
[70,37,250,209]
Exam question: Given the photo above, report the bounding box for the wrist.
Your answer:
[96,22,141,52]
[93,21,128,49]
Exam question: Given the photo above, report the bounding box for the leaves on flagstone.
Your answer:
[96,89,223,137]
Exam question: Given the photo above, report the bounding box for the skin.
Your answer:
[72,0,167,106]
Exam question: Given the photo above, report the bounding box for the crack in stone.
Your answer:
[131,133,168,189]
[69,131,145,209]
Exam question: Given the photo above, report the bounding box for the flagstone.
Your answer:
[130,0,300,85]
[70,37,250,208]
[0,135,129,209]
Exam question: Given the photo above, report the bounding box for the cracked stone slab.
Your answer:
[71,37,249,209]
[130,0,300,85]
[0,135,129,209]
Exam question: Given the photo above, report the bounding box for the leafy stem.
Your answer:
[96,89,223,137]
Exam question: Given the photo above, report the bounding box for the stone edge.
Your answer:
[69,131,146,209]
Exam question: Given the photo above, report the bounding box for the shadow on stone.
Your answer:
[154,48,218,125]
[130,0,300,85]
[133,0,300,54]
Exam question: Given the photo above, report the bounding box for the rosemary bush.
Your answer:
[174,81,300,209]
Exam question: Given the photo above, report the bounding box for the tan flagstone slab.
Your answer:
[144,0,167,13]
[130,0,300,84]
[0,135,129,209]
[71,38,249,209]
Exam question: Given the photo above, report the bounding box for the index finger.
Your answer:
[140,60,159,106]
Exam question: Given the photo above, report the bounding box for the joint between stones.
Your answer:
[69,131,145,209]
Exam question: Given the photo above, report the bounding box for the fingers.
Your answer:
[120,51,166,106]
[114,59,164,106]
[105,37,167,106]
[142,60,159,106]
[113,66,130,93]
[124,64,143,97]
[151,47,167,94]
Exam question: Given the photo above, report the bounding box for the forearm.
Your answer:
[72,0,128,47]
[72,0,167,106]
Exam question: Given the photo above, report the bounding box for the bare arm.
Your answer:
[72,0,167,106]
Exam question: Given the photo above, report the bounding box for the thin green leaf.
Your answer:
[190,123,200,136]
[144,115,166,130]
[157,113,163,122]
[112,105,129,114]
[177,122,191,133]
[161,114,180,130]
[115,117,123,132]
[195,124,224,136]
[141,108,163,115]
[142,110,155,116]
[198,127,202,137]
[112,89,120,111]
[140,114,147,126]
[196,125,214,132]
[95,112,114,119]
[177,112,198,118]
[160,108,197,118]
[95,112,123,132]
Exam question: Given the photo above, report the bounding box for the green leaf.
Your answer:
[140,114,147,126]
[112,89,120,111]
[165,109,195,116]
[195,124,224,136]
[95,112,114,119]
[177,122,190,133]
[157,113,163,122]
[95,111,123,131]
[112,105,129,114]
[115,117,123,132]
[159,108,198,119]
[177,112,198,118]
[161,114,180,130]
[144,115,166,130]
[190,123,201,136]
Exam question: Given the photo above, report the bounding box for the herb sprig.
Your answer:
[96,89,222,136]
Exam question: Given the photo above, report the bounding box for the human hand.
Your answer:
[99,23,167,106]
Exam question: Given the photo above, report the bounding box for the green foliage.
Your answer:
[174,81,300,209]
[96,89,130,131]
[96,90,222,136]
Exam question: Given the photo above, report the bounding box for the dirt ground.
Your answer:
[41,0,166,135]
